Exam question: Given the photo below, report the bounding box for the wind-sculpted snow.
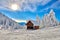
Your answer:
[0,26,60,40]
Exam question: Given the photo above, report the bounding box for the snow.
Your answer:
[41,9,59,28]
[0,25,60,40]
[0,13,23,30]
[0,8,60,40]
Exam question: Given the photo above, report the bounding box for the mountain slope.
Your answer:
[0,13,23,30]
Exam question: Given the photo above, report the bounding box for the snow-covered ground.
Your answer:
[0,26,60,40]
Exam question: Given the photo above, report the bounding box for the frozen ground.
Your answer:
[0,26,60,40]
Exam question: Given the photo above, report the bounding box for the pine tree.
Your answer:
[36,14,40,24]
[42,9,59,27]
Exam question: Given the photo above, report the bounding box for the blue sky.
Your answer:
[0,0,60,22]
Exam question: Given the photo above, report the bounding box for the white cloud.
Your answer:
[0,0,51,12]
[40,0,51,5]
[38,0,60,12]
[39,7,49,12]
[50,0,60,9]
[12,18,27,23]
